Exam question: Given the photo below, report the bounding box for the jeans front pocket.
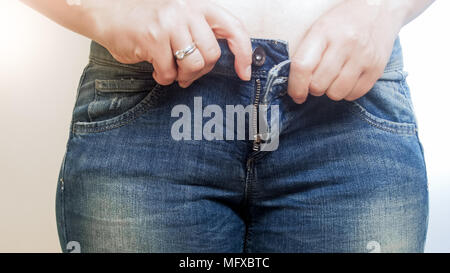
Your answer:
[72,65,164,134]
[88,79,155,122]
[347,70,418,135]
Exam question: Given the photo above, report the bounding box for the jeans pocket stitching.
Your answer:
[72,83,163,134]
[348,101,417,135]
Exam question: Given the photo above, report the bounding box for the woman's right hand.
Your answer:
[91,0,253,87]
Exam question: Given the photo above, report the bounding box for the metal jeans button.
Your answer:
[253,46,266,67]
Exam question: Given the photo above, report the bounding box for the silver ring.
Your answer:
[174,42,197,60]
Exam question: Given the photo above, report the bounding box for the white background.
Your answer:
[0,0,448,252]
[401,1,450,253]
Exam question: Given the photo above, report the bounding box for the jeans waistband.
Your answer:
[88,36,404,79]
[88,38,290,79]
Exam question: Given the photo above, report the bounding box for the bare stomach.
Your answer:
[210,0,344,57]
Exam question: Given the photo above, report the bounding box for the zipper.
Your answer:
[253,78,262,151]
[251,60,290,152]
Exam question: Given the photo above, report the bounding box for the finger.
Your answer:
[309,44,349,97]
[344,70,380,101]
[147,35,178,86]
[325,58,362,101]
[204,6,252,81]
[171,24,206,86]
[288,29,327,103]
[179,16,222,87]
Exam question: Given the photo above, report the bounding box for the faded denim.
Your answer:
[56,37,428,253]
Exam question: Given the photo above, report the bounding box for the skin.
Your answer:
[20,0,253,87]
[287,0,435,104]
[21,0,434,103]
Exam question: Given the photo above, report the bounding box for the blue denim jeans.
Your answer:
[56,37,428,253]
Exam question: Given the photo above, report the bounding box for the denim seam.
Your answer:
[62,63,85,249]
[416,131,430,251]
[58,147,69,251]
[89,57,154,73]
[399,79,419,129]
[70,63,91,134]
[243,159,255,252]
[94,79,157,92]
[415,131,429,189]
[383,63,404,73]
[209,69,269,79]
[250,37,289,46]
[349,102,417,135]
[399,79,411,102]
[72,84,163,134]
[90,56,270,80]
[252,70,269,77]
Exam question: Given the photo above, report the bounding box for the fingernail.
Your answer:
[292,95,307,104]
[179,81,192,88]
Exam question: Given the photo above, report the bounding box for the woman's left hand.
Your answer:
[288,0,406,103]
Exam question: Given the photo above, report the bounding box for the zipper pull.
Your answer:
[253,134,261,151]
